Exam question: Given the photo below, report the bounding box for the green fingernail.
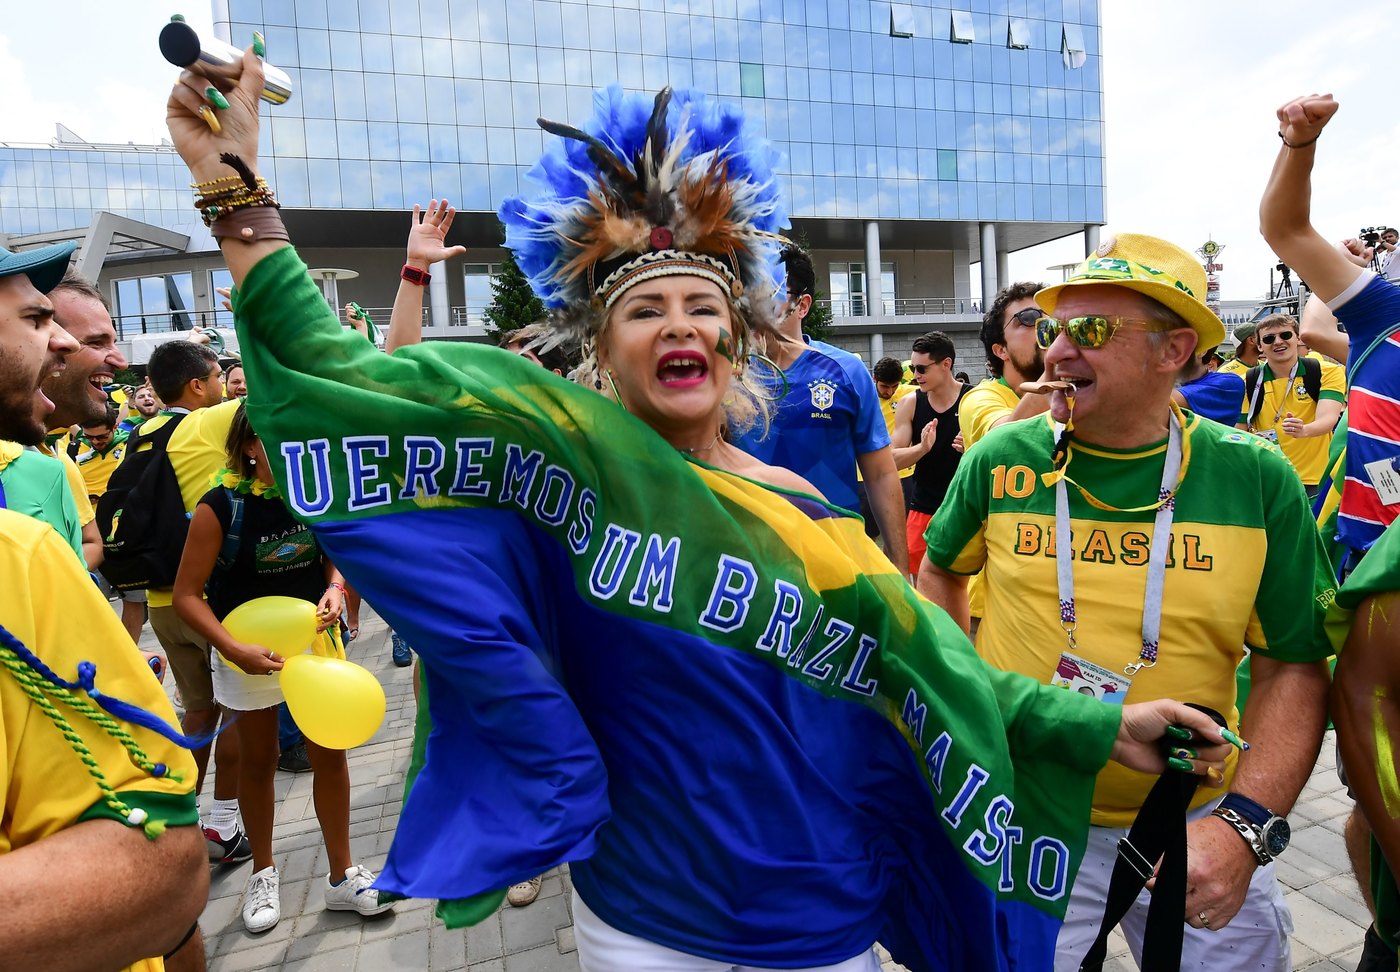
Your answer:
[1220,728,1250,751]
[1164,724,1192,741]
[205,87,230,110]
[1168,757,1194,773]
[252,31,266,58]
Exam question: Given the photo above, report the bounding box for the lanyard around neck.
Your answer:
[1248,360,1298,430]
[1054,414,1183,677]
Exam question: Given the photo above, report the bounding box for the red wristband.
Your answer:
[401,264,431,286]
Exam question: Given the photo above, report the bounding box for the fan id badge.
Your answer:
[1255,429,1278,444]
[1365,457,1400,507]
[1053,652,1132,705]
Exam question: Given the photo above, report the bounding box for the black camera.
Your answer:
[1361,226,1388,247]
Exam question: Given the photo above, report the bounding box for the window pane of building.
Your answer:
[950,10,975,44]
[739,62,765,97]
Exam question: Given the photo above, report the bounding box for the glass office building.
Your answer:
[0,0,1105,359]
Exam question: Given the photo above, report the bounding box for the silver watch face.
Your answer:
[1261,817,1291,858]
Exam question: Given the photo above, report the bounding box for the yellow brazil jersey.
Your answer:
[956,378,1022,618]
[1,510,198,970]
[924,413,1334,825]
[882,384,916,480]
[136,400,242,607]
[958,377,1020,450]
[1242,360,1347,486]
[75,435,128,500]
[1219,358,1249,378]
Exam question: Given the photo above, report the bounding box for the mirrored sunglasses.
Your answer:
[1035,315,1175,350]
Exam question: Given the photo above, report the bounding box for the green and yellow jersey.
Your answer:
[925,412,1334,825]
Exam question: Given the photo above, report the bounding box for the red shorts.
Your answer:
[906,509,933,577]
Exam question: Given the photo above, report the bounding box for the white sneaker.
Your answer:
[324,864,395,917]
[242,866,281,933]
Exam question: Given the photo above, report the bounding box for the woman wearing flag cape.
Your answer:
[166,48,1232,972]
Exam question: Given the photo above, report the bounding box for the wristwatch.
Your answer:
[1211,793,1291,865]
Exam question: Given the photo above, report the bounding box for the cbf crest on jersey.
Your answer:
[1294,379,1311,401]
[809,378,837,413]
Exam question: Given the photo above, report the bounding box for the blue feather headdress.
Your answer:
[499,85,791,344]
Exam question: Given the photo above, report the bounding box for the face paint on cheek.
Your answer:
[715,327,734,363]
[1374,686,1400,819]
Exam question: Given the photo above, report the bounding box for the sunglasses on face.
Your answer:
[1034,315,1174,350]
[911,362,945,375]
[1008,307,1043,328]
[1259,331,1295,345]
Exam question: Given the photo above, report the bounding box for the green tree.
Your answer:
[792,231,834,343]
[482,249,546,342]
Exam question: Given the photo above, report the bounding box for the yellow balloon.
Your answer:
[279,654,386,749]
[223,596,318,657]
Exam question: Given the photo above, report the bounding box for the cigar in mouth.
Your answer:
[1018,380,1075,395]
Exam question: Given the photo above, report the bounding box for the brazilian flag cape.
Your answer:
[233,246,1122,970]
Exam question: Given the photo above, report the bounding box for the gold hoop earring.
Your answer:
[744,352,790,402]
[605,369,628,413]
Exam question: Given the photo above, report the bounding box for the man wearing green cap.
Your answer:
[1221,322,1261,378]
[919,232,1334,970]
[0,240,209,970]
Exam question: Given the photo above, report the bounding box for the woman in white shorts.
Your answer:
[173,402,393,933]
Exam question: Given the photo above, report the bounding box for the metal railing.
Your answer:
[819,297,983,318]
[116,298,984,342]
[113,309,224,339]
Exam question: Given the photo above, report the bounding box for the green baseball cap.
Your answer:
[0,240,76,294]
[1232,322,1257,344]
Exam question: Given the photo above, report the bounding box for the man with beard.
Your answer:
[31,272,129,570]
[954,282,1049,631]
[1221,323,1262,378]
[0,239,208,971]
[958,281,1052,449]
[120,382,161,433]
[223,362,247,399]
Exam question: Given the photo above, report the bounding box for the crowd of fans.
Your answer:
[5,52,1400,972]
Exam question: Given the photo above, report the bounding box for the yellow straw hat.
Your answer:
[1036,232,1225,349]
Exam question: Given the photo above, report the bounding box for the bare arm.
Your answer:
[80,517,102,571]
[172,503,285,675]
[1281,397,1344,440]
[1258,93,1364,303]
[855,446,910,576]
[889,392,932,470]
[1185,654,1329,927]
[0,819,207,972]
[1298,290,1349,363]
[1335,591,1400,879]
[916,559,971,634]
[386,200,466,354]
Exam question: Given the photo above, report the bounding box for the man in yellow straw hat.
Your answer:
[918,232,1334,970]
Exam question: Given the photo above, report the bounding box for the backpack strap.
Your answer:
[1244,365,1264,426]
[1299,355,1322,404]
[215,488,246,574]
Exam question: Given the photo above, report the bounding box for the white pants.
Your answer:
[1053,800,1293,972]
[572,891,882,972]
